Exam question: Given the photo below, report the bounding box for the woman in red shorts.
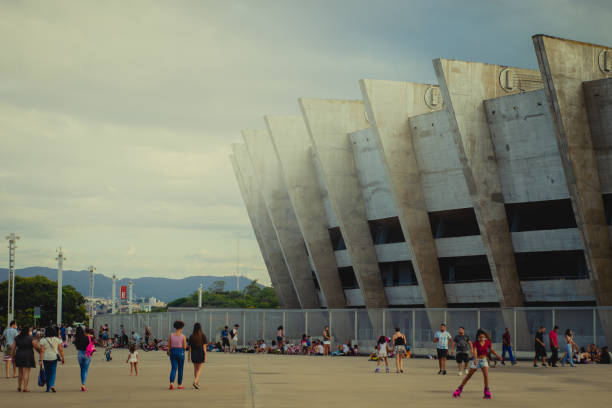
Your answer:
[452,329,500,400]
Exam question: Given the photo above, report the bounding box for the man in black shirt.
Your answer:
[533,326,548,368]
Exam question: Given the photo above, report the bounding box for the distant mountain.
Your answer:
[0,267,258,302]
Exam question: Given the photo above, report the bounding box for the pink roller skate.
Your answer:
[483,387,492,399]
[452,386,463,398]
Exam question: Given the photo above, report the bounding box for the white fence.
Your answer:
[94,307,612,355]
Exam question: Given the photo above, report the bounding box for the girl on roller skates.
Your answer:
[452,329,500,399]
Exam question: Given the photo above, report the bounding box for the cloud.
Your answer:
[1,0,610,287]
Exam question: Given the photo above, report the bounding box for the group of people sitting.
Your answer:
[249,335,358,356]
[575,344,611,364]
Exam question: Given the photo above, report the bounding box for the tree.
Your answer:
[167,280,278,309]
[0,275,87,327]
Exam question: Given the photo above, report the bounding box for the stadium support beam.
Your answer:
[265,115,346,308]
[433,59,543,307]
[242,130,320,309]
[300,98,388,309]
[533,35,612,311]
[231,144,300,309]
[360,79,447,308]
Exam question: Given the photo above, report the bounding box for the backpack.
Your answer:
[85,336,96,357]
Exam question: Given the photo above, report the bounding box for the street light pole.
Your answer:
[111,274,117,314]
[5,233,19,324]
[128,280,133,314]
[55,247,66,326]
[88,265,96,328]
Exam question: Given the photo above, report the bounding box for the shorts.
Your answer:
[3,351,12,362]
[222,338,230,347]
[437,349,448,359]
[323,340,331,345]
[231,338,238,345]
[456,352,469,363]
[378,350,388,358]
[469,357,489,369]
[395,345,406,355]
[277,336,283,342]
[535,346,547,358]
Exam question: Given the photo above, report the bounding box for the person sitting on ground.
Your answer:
[315,341,324,356]
[598,346,611,364]
[588,344,599,364]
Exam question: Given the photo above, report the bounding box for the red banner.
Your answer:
[120,285,127,300]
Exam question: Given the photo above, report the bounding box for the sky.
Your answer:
[1,0,611,284]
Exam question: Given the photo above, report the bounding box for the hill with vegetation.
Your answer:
[167,280,279,308]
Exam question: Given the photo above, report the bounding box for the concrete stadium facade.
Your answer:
[230,35,612,316]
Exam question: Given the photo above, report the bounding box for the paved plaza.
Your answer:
[1,348,610,407]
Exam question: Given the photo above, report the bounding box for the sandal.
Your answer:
[193,382,199,389]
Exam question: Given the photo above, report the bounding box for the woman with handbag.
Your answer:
[39,326,65,392]
[11,326,40,392]
[74,326,94,392]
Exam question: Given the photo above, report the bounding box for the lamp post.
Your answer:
[5,233,19,324]
[198,283,203,308]
[112,274,117,314]
[88,265,96,328]
[128,280,133,314]
[55,248,66,326]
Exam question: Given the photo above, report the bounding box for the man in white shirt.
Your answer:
[2,321,19,378]
[433,323,453,375]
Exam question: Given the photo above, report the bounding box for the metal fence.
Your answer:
[94,307,612,356]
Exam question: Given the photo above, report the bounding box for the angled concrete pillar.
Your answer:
[231,144,300,309]
[584,78,612,196]
[242,130,320,309]
[433,59,543,307]
[360,79,447,308]
[533,35,612,309]
[265,115,346,308]
[230,153,286,306]
[300,98,388,309]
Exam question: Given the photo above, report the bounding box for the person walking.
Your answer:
[145,326,151,347]
[126,344,139,376]
[452,329,500,399]
[392,327,407,373]
[39,326,65,392]
[374,335,390,373]
[533,326,548,368]
[74,326,95,391]
[168,320,187,390]
[276,326,285,352]
[323,326,331,356]
[229,324,239,353]
[11,326,40,392]
[221,326,230,353]
[451,327,472,376]
[434,323,452,375]
[187,322,207,389]
[3,320,18,378]
[500,327,516,365]
[561,329,577,367]
[549,325,559,367]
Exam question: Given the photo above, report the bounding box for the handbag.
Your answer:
[37,366,46,387]
[85,336,96,357]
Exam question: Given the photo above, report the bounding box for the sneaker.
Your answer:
[438,370,442,375]
[375,367,380,373]
[511,361,517,366]
[457,370,462,376]
[385,367,390,373]
[452,387,463,398]
[177,386,184,390]
[483,387,492,399]
[442,370,447,375]
[501,361,505,366]
[169,384,174,390]
[533,364,538,368]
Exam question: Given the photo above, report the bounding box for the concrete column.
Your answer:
[231,144,300,309]
[533,35,612,309]
[360,79,447,308]
[300,98,388,309]
[433,59,543,307]
[230,152,287,307]
[265,115,346,308]
[242,130,320,309]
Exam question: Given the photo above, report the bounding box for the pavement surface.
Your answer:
[1,348,610,407]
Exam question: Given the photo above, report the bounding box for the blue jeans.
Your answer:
[77,350,91,385]
[43,360,57,390]
[169,348,185,384]
[502,345,515,363]
[561,344,574,366]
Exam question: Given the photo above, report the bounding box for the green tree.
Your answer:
[0,275,87,327]
[167,280,278,309]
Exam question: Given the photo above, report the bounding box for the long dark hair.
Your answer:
[75,326,86,341]
[190,323,207,346]
[17,326,31,339]
[45,326,57,338]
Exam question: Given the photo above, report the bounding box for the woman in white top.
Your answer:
[39,326,65,392]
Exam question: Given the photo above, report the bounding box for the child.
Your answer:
[452,329,500,400]
[105,342,113,361]
[375,335,390,373]
[126,344,139,376]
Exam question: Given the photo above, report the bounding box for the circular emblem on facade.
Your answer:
[424,86,443,110]
[598,49,612,74]
[499,68,517,92]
